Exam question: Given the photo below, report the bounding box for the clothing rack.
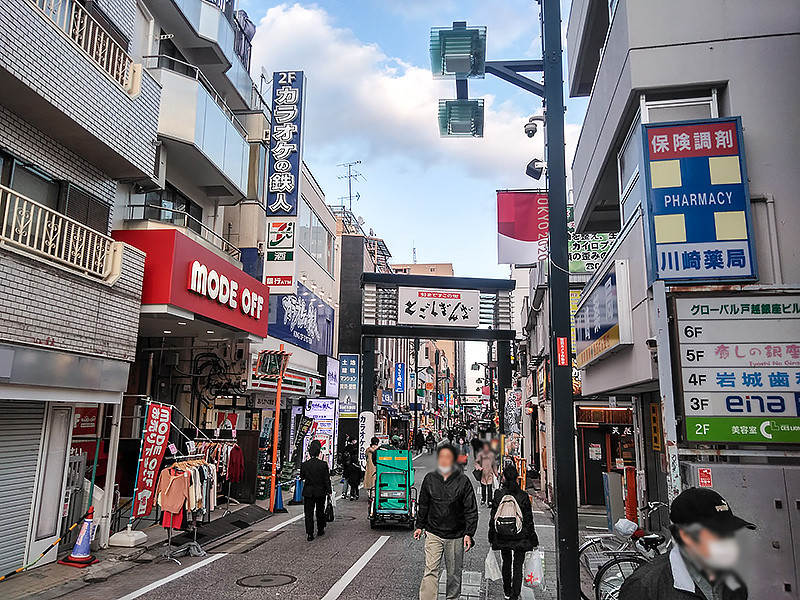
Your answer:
[195,438,241,515]
[157,455,210,562]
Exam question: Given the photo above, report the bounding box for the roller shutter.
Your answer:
[0,401,44,574]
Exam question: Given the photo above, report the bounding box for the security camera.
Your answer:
[524,116,545,138]
[645,337,658,350]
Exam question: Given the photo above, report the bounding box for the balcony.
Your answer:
[0,185,122,281]
[124,202,241,261]
[146,56,249,200]
[146,0,254,108]
[0,0,160,183]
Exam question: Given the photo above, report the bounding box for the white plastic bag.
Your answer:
[484,550,502,581]
[523,549,546,589]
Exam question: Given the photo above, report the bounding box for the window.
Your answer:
[297,197,335,274]
[63,184,111,234]
[10,164,60,210]
[144,184,202,235]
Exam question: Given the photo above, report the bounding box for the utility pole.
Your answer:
[414,338,420,440]
[542,0,579,596]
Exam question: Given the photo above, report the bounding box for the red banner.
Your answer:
[132,403,172,518]
[497,190,549,264]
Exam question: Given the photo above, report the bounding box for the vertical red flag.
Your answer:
[132,403,172,518]
[497,190,549,264]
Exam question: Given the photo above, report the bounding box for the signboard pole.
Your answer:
[269,345,286,513]
[652,280,681,502]
[414,339,420,437]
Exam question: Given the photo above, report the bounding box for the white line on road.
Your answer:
[320,535,390,600]
[413,452,423,460]
[116,553,227,600]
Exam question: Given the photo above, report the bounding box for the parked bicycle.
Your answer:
[579,502,671,600]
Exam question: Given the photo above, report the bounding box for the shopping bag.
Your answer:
[522,549,546,589]
[472,468,482,482]
[325,495,335,522]
[484,550,502,581]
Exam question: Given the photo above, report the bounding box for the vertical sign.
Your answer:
[642,117,756,282]
[556,337,569,366]
[338,353,359,418]
[358,411,375,468]
[133,403,172,518]
[394,363,406,393]
[497,190,549,264]
[267,71,305,217]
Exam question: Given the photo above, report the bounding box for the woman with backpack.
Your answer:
[488,463,539,600]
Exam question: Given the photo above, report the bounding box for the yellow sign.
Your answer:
[576,324,621,369]
[650,403,662,451]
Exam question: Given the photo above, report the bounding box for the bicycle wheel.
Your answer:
[594,555,648,600]
[578,539,607,600]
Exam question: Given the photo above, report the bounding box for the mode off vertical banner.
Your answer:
[133,403,172,518]
[267,71,305,217]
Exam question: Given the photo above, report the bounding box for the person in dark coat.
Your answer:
[488,464,539,600]
[414,430,426,453]
[343,455,363,500]
[299,440,332,541]
[619,487,754,600]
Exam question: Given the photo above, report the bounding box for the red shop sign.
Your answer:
[113,229,270,337]
[132,403,172,518]
[72,406,98,436]
[556,337,569,366]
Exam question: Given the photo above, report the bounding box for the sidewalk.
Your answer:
[1,500,270,600]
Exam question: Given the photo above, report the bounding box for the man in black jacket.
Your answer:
[300,440,332,541]
[415,444,478,600]
[620,487,754,600]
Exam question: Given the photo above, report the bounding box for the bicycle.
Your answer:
[578,502,670,600]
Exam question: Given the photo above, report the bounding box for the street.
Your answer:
[15,452,556,600]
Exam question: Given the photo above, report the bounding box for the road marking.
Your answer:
[413,452,423,460]
[320,536,390,599]
[117,553,227,600]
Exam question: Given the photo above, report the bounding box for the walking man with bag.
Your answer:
[415,444,479,600]
[488,463,539,600]
[300,440,332,541]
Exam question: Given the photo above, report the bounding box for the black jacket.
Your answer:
[488,486,539,551]
[300,457,332,498]
[619,548,748,600]
[417,470,478,540]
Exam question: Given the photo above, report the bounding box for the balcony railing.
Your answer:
[32,0,134,90]
[126,203,241,260]
[0,185,116,280]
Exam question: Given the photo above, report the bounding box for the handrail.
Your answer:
[126,202,241,260]
[31,0,134,90]
[0,184,115,279]
[143,55,247,138]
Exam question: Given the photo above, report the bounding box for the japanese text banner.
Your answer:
[132,403,172,518]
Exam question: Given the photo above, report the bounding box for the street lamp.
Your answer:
[438,99,484,137]
[429,23,486,78]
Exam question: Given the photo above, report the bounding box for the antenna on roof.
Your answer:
[337,161,365,211]
[413,241,417,264]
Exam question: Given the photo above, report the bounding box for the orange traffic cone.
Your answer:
[58,507,98,568]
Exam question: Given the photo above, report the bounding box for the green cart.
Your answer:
[369,446,417,529]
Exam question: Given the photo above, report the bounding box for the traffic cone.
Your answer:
[272,481,288,513]
[58,507,99,568]
[289,476,303,505]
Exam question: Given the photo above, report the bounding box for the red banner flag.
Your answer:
[497,190,549,265]
[132,403,172,518]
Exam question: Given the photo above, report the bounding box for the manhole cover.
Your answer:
[236,574,297,588]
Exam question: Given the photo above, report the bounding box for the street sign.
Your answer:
[338,353,360,418]
[394,363,406,393]
[397,287,480,328]
[674,295,800,443]
[642,117,756,283]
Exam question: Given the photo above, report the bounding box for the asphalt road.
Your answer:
[55,451,557,600]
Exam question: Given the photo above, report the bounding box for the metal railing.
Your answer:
[0,184,116,279]
[143,55,248,138]
[32,0,134,90]
[126,202,241,260]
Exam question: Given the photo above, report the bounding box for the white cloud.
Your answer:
[250,3,549,188]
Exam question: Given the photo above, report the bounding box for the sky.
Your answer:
[240,0,588,280]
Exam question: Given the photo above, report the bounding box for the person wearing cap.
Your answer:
[619,487,754,600]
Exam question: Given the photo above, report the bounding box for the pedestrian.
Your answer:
[470,435,482,459]
[300,440,332,541]
[415,429,426,454]
[340,437,353,498]
[344,455,363,500]
[619,487,755,600]
[415,443,478,600]
[364,436,379,492]
[475,442,498,505]
[426,431,436,453]
[488,463,539,600]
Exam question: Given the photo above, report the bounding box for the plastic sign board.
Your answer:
[267,71,305,216]
[567,205,616,273]
[397,287,479,328]
[381,391,393,406]
[339,354,359,418]
[269,283,334,356]
[556,337,569,366]
[358,411,375,467]
[497,190,548,265]
[642,117,756,282]
[675,295,800,443]
[574,260,633,368]
[394,363,406,393]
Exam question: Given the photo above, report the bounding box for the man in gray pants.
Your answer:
[415,444,479,600]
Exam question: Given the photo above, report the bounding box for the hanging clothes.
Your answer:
[227,443,245,483]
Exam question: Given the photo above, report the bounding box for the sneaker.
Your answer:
[307,534,314,541]
[318,528,326,536]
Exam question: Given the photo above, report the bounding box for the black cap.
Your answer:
[670,487,755,535]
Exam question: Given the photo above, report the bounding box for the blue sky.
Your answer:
[242,1,588,278]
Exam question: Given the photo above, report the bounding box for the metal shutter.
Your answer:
[63,184,111,235]
[0,401,44,574]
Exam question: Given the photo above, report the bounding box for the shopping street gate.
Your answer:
[359,272,516,425]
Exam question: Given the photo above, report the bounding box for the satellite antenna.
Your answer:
[337,160,365,211]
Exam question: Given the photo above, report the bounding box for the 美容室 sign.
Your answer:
[675,294,800,443]
[642,117,756,282]
[397,287,479,328]
[112,228,270,337]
